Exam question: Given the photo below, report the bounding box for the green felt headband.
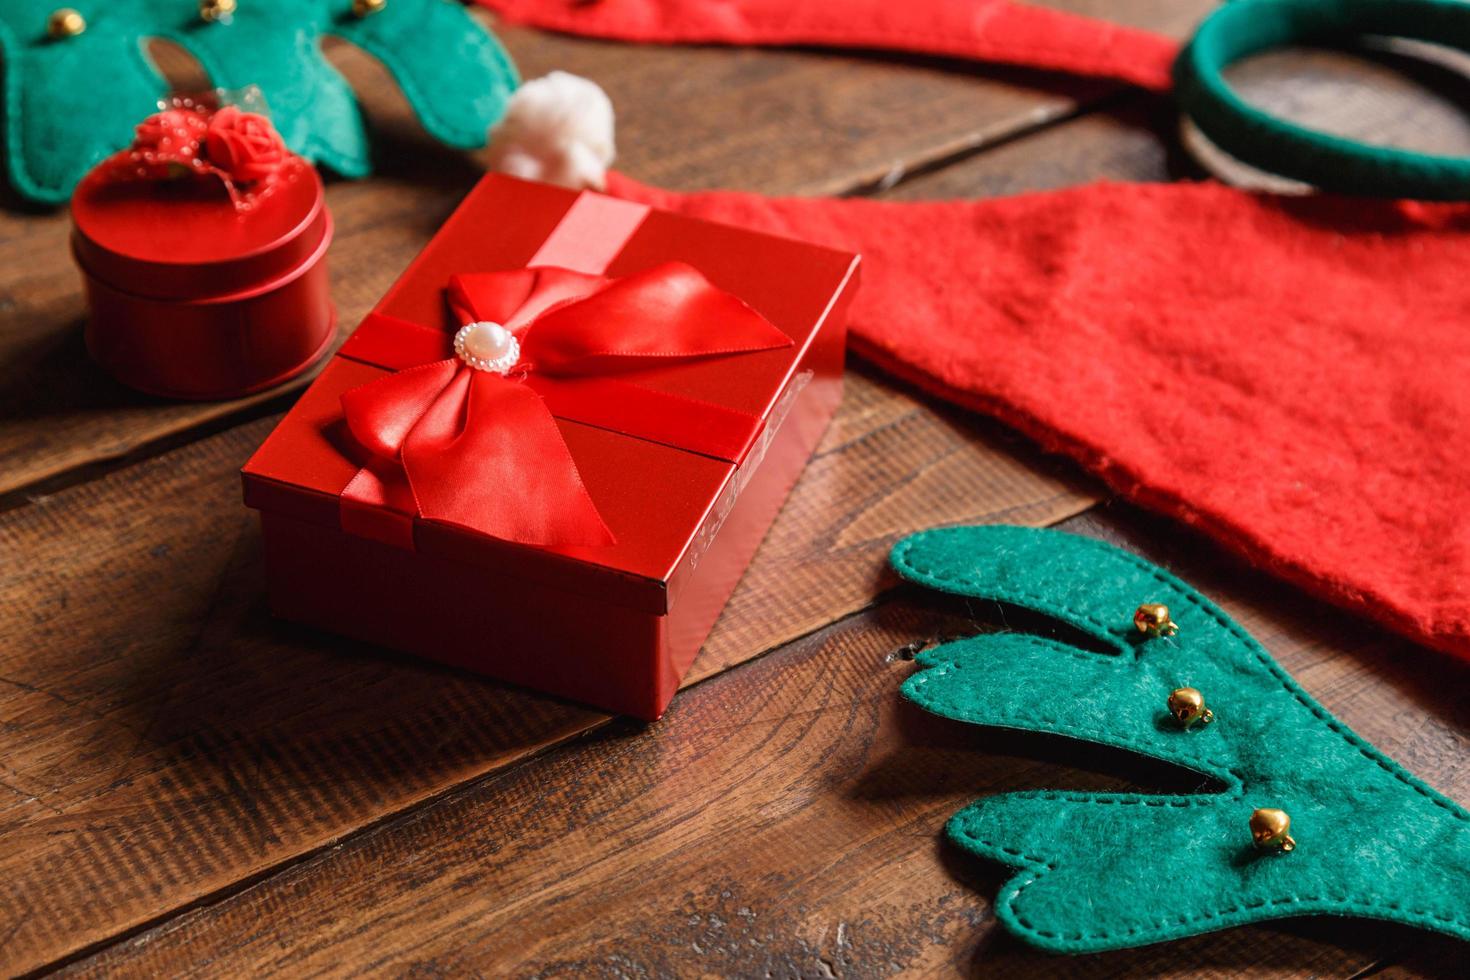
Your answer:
[1174,0,1470,200]
[891,525,1470,953]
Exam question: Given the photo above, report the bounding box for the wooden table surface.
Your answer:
[3,3,1469,977]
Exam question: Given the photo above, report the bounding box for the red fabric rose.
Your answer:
[204,106,287,184]
[132,108,209,163]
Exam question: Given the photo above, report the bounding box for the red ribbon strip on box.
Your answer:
[335,262,793,549]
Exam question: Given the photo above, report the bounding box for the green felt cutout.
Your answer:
[892,525,1470,953]
[0,0,519,204]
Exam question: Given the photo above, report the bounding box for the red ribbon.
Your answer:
[336,262,792,548]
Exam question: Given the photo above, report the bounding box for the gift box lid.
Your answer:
[243,175,859,615]
[71,158,328,302]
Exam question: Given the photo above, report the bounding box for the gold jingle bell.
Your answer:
[1133,602,1178,638]
[1167,687,1214,729]
[352,0,387,16]
[199,0,237,23]
[1250,808,1296,853]
[46,8,86,38]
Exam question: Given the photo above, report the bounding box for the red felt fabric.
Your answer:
[475,0,1180,92]
[605,173,1470,662]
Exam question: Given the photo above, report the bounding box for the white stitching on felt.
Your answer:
[892,529,1470,946]
[892,531,1467,823]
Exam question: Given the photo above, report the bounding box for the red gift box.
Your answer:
[71,157,335,400]
[242,175,859,719]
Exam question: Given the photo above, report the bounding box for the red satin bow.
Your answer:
[339,262,792,547]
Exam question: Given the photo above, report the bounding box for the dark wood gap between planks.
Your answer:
[23,596,901,979]
[36,577,1000,977]
[0,19,1160,515]
[11,7,1470,974]
[0,387,304,516]
[20,471,1101,974]
[833,86,1145,199]
[0,72,1111,518]
[45,503,1470,977]
[59,505,1470,977]
[19,709,624,978]
[13,11,1465,515]
[2,363,1094,975]
[16,359,1100,973]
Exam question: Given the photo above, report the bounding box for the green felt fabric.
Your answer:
[892,525,1470,953]
[0,0,518,204]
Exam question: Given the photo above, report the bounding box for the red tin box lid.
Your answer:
[243,175,859,614]
[71,158,329,302]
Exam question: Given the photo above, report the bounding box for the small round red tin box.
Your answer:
[71,156,334,400]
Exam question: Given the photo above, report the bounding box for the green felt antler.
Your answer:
[892,525,1470,953]
[0,0,518,203]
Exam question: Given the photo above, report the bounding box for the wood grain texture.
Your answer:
[695,366,1092,680]
[1186,44,1470,192]
[885,96,1191,200]
[888,42,1470,202]
[64,509,1469,978]
[0,363,1090,976]
[882,41,1470,202]
[7,2,1470,975]
[1227,44,1470,155]
[0,0,1217,510]
[503,0,1220,196]
[0,49,466,510]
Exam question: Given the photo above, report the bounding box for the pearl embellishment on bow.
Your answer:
[454,321,521,374]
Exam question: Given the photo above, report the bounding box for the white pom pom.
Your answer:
[486,72,616,191]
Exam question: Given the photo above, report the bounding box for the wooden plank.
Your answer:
[65,508,1469,978]
[500,0,1223,196]
[695,366,1092,679]
[49,53,1470,971]
[0,0,1211,509]
[1206,42,1470,174]
[889,44,1470,200]
[884,97,1186,199]
[12,7,1467,974]
[1368,938,1470,980]
[0,364,1091,976]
